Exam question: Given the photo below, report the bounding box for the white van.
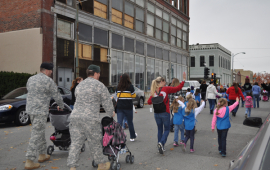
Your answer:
[181,81,201,94]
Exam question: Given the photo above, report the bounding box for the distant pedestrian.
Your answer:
[200,80,208,108]
[182,99,205,153]
[252,82,261,108]
[243,76,252,94]
[211,97,240,157]
[116,74,137,142]
[170,96,185,147]
[169,78,182,132]
[70,77,83,109]
[190,86,195,94]
[244,92,253,118]
[148,73,186,155]
[261,82,270,101]
[193,89,201,107]
[226,83,245,117]
[67,64,115,170]
[25,63,65,170]
[241,88,246,107]
[206,81,222,114]
[186,88,191,98]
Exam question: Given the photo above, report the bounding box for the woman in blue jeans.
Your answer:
[148,73,186,154]
[252,82,261,108]
[116,74,137,141]
[206,81,222,114]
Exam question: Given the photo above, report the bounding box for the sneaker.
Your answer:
[245,114,247,119]
[190,149,195,153]
[173,142,179,147]
[182,144,186,152]
[130,133,137,142]
[179,141,185,145]
[158,142,164,154]
[221,154,226,157]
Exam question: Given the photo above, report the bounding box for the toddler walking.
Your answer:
[244,92,253,118]
[170,96,185,147]
[211,97,240,157]
[181,99,205,153]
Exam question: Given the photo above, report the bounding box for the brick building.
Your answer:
[0,0,190,91]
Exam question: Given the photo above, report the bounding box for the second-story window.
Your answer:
[124,1,134,29]
[191,57,195,67]
[112,0,123,25]
[209,56,214,67]
[200,56,205,67]
[135,7,144,33]
[147,13,154,37]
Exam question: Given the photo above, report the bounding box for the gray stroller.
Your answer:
[47,102,85,155]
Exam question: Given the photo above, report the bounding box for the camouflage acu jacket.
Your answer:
[26,73,64,115]
[70,77,114,122]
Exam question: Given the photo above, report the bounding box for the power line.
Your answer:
[236,56,270,59]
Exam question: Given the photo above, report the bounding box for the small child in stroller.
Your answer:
[262,89,268,101]
[47,103,85,155]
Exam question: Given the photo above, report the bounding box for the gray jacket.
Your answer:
[70,77,114,122]
[26,73,64,115]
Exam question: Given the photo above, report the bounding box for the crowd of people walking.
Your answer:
[24,62,269,170]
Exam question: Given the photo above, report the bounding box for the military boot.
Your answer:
[38,154,50,163]
[97,162,111,170]
[25,159,40,169]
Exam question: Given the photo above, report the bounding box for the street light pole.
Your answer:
[75,1,79,78]
[231,52,245,85]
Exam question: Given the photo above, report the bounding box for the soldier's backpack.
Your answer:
[151,87,168,113]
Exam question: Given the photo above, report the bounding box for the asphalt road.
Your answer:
[0,101,269,170]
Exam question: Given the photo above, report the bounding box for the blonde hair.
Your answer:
[186,94,193,101]
[171,78,180,87]
[185,99,197,115]
[150,77,165,97]
[170,96,184,113]
[215,98,227,115]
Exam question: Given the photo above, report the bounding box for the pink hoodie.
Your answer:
[211,101,239,129]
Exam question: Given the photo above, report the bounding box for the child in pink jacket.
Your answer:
[244,92,253,118]
[211,97,240,157]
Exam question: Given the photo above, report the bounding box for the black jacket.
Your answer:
[70,83,79,105]
[243,83,252,91]
[200,84,208,93]
[261,83,270,92]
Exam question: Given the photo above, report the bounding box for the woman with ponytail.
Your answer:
[70,77,83,109]
[226,83,245,116]
[211,97,240,157]
[147,73,186,154]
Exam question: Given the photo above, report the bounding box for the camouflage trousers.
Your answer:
[67,119,106,168]
[26,114,47,161]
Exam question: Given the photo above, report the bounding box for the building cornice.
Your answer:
[189,43,231,56]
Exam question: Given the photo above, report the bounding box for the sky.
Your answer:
[189,0,270,74]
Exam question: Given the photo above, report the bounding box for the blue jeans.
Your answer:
[154,112,170,146]
[208,99,216,112]
[117,109,136,139]
[122,116,127,128]
[174,122,185,142]
[241,98,245,107]
[253,94,260,108]
[230,100,239,113]
[245,108,251,117]
[217,128,229,155]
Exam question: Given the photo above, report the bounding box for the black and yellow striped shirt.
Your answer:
[116,85,136,110]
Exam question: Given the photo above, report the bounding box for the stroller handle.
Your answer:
[50,102,72,112]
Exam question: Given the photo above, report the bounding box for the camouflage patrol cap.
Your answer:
[40,62,53,70]
[88,64,100,73]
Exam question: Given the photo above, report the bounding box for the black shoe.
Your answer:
[158,142,164,154]
[170,128,174,132]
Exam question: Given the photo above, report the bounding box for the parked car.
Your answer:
[0,86,72,126]
[229,114,270,170]
[100,86,145,112]
[181,81,200,96]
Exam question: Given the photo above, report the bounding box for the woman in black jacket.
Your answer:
[70,77,83,109]
[243,76,252,93]
[200,80,208,108]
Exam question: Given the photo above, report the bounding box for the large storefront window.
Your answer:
[124,53,135,84]
[177,64,182,81]
[155,60,162,78]
[171,63,177,79]
[147,58,155,91]
[135,55,145,90]
[163,62,169,83]
[111,50,123,86]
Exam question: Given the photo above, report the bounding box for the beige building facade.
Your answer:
[234,69,253,85]
[0,28,43,74]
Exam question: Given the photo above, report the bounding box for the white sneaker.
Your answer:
[130,133,137,142]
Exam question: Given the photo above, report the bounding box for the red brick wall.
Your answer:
[0,0,42,33]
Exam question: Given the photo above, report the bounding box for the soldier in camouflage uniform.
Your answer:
[67,65,115,170]
[24,63,64,170]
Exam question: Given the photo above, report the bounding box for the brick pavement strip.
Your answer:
[0,101,269,170]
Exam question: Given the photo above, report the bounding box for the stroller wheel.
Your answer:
[92,160,98,168]
[130,155,135,164]
[116,163,121,170]
[125,155,130,163]
[81,143,85,152]
[47,145,54,155]
[110,161,117,170]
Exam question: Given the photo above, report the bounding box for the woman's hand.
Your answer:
[236,97,240,102]
[183,72,186,81]
[112,111,116,117]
